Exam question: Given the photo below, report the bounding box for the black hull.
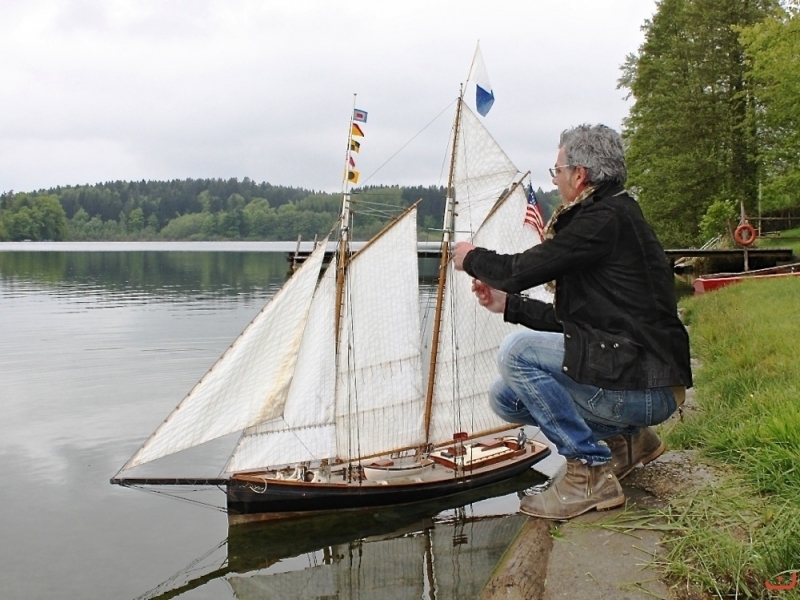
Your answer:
[227,446,550,524]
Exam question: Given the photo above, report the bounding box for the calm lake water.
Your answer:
[0,242,540,600]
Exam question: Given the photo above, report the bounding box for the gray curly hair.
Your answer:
[559,124,627,186]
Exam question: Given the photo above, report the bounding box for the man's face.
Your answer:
[551,147,582,204]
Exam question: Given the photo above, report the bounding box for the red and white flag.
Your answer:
[524,183,545,241]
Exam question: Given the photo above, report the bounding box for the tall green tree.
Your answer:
[619,0,776,247]
[740,4,800,211]
[1,193,68,241]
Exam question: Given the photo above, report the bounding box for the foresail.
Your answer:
[336,208,425,459]
[225,259,338,472]
[120,240,329,471]
[429,177,552,446]
[452,103,519,242]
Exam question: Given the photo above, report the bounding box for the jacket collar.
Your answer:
[545,181,627,236]
[581,181,626,204]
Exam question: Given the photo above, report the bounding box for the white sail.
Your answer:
[428,106,552,446]
[121,240,329,471]
[227,208,425,471]
[336,207,425,459]
[452,104,520,242]
[225,259,338,471]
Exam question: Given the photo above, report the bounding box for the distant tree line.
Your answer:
[0,178,561,243]
[4,2,800,248]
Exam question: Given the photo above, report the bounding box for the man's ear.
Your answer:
[574,165,589,188]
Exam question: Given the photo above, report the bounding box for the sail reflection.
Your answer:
[229,515,525,600]
[138,470,541,600]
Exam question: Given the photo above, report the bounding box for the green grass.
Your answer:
[757,225,800,256]
[661,277,800,597]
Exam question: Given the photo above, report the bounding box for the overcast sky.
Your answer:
[1,0,657,196]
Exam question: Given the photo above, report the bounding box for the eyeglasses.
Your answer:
[548,164,573,178]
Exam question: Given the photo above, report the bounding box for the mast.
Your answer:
[334,94,359,339]
[423,89,464,441]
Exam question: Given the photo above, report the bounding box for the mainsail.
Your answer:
[426,101,552,447]
[452,105,520,243]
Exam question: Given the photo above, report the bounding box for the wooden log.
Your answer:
[479,517,553,600]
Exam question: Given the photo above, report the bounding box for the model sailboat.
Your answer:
[112,51,552,524]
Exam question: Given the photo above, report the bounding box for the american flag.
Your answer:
[524,183,545,240]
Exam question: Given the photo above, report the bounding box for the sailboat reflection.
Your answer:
[139,470,542,600]
[230,515,525,599]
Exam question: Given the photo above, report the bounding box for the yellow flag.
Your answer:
[347,170,360,184]
[351,123,364,137]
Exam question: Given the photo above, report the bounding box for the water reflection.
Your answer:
[0,246,535,600]
[0,250,291,299]
[139,471,539,600]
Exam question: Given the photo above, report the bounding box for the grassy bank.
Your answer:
[663,277,800,597]
[757,225,800,256]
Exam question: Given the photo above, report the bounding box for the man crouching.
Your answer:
[452,124,692,520]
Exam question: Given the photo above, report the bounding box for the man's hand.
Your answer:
[472,280,506,314]
[452,241,475,271]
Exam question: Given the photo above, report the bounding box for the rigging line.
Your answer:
[133,539,228,600]
[352,199,409,210]
[342,273,362,469]
[270,416,327,463]
[125,484,228,513]
[359,99,457,187]
[353,206,401,219]
[444,261,462,436]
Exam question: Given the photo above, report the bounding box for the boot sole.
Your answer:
[519,493,626,521]
[615,441,666,481]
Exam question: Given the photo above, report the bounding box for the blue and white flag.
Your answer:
[471,44,495,116]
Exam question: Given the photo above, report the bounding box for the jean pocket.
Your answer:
[586,389,626,423]
[588,387,677,427]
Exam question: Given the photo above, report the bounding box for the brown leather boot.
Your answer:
[606,427,665,480]
[519,459,624,520]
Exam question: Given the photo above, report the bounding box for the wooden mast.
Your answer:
[334,94,358,340]
[423,89,464,442]
[335,96,358,478]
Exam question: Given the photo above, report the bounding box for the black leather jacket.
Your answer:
[462,182,693,390]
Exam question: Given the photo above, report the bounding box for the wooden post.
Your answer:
[291,234,302,272]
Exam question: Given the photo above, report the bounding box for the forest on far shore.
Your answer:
[0,178,562,243]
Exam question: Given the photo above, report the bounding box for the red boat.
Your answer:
[693,262,800,294]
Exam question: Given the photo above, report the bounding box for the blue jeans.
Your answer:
[490,330,677,465]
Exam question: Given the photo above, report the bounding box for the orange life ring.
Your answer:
[734,223,757,247]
